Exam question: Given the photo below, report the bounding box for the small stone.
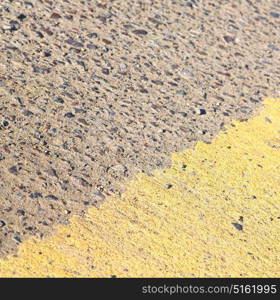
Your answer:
[249,97,260,103]
[16,193,25,200]
[0,220,6,227]
[164,184,173,189]
[151,80,164,86]
[45,195,59,201]
[2,120,9,127]
[9,165,18,174]
[77,60,87,70]
[232,222,243,231]
[2,24,13,30]
[268,44,279,51]
[25,226,36,231]
[119,63,127,71]
[196,108,207,115]
[45,168,58,177]
[102,46,109,53]
[5,45,18,51]
[16,209,25,216]
[132,29,148,35]
[179,112,188,117]
[16,97,24,105]
[74,108,86,113]
[50,13,62,19]
[92,191,105,208]
[17,14,27,21]
[64,112,75,118]
[102,39,112,45]
[44,51,52,57]
[24,1,34,7]
[265,117,272,123]
[65,15,73,21]
[87,33,98,38]
[29,192,43,199]
[65,38,84,48]
[13,236,22,243]
[36,31,44,38]
[180,69,194,79]
[22,110,33,116]
[73,129,82,136]
[54,97,64,103]
[11,20,21,30]
[270,12,280,18]
[93,191,105,201]
[223,35,235,43]
[139,88,149,94]
[111,165,127,172]
[86,43,97,49]
[102,68,110,75]
[176,90,187,95]
[32,65,51,74]
[105,109,116,116]
[239,106,252,114]
[78,118,89,126]
[78,177,90,187]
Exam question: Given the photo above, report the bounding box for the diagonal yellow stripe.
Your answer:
[0,98,279,277]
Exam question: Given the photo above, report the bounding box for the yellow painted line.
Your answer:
[0,98,279,277]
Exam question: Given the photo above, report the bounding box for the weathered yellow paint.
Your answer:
[0,98,279,277]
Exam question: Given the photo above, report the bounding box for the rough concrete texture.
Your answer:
[0,98,279,277]
[0,0,279,256]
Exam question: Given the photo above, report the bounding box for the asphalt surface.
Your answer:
[0,0,279,273]
[0,97,279,277]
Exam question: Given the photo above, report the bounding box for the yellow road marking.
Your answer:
[0,98,279,277]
